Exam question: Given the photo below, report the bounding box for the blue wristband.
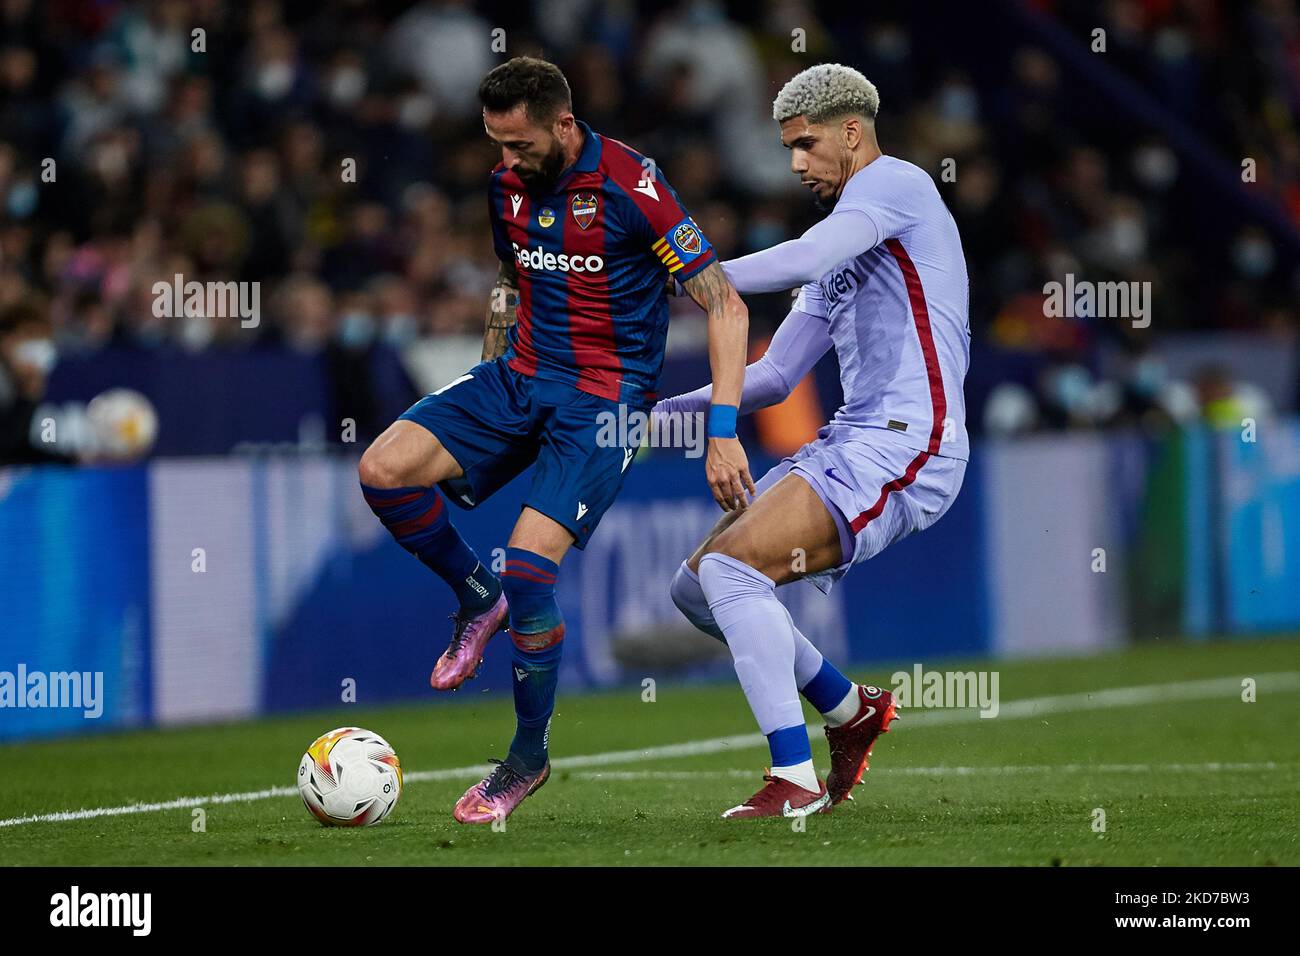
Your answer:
[708,404,738,439]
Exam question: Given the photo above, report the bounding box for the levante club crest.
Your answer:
[673,221,702,255]
[571,194,598,230]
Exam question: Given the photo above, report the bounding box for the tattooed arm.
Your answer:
[680,260,756,511]
[482,260,519,362]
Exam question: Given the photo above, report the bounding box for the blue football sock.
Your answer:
[501,547,564,772]
[767,724,814,769]
[801,658,854,715]
[361,483,500,613]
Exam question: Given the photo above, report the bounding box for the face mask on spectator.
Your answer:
[329,67,366,107]
[13,337,57,375]
[1133,145,1177,191]
[1047,365,1091,413]
[338,311,375,349]
[1131,357,1166,398]
[256,62,294,99]
[398,94,434,129]
[7,179,36,218]
[1107,215,1147,260]
[1233,237,1275,278]
[382,314,418,347]
[179,314,215,351]
[937,85,978,124]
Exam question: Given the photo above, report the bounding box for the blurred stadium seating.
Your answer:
[1,0,1297,458]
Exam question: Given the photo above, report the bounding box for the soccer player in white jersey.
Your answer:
[654,63,971,818]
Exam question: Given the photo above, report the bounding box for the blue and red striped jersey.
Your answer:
[487,120,716,405]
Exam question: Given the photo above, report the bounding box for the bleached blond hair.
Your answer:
[772,63,880,123]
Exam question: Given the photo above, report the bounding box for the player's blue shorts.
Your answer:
[399,356,645,549]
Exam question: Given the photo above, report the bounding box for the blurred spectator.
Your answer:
[385,1,495,120]
[0,298,68,463]
[1193,363,1273,429]
[0,0,1293,457]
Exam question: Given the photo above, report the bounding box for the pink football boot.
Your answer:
[430,593,510,691]
[453,758,551,824]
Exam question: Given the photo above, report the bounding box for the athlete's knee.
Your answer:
[687,510,743,574]
[697,528,752,571]
[699,522,798,586]
[669,560,725,642]
[701,503,762,561]
[357,440,409,490]
[360,421,462,490]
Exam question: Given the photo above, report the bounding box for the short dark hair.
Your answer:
[478,56,572,123]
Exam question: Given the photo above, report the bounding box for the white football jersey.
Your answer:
[794,155,970,461]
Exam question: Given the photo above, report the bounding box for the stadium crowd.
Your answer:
[0,0,1296,462]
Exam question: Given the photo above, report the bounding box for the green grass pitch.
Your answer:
[2,639,1298,866]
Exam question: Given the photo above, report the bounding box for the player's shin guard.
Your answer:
[698,553,813,777]
[501,548,564,772]
[361,483,500,613]
[673,558,853,713]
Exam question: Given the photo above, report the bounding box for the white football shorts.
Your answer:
[752,424,967,593]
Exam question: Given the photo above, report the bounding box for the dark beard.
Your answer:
[811,187,839,214]
[517,144,567,194]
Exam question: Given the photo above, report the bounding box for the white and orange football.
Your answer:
[297,727,402,827]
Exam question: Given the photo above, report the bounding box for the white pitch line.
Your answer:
[2,671,1296,829]
[0,785,302,829]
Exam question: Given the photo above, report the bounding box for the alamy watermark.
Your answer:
[596,405,706,459]
[0,664,103,718]
[50,886,150,936]
[1043,274,1150,328]
[891,664,1000,718]
[152,273,260,328]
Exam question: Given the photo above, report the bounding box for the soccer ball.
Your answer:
[86,387,158,458]
[297,727,403,827]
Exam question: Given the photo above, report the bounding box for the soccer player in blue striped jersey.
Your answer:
[358,57,754,824]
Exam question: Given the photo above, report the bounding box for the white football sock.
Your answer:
[822,684,862,728]
[771,759,819,793]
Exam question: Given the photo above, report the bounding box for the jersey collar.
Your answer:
[554,119,600,190]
